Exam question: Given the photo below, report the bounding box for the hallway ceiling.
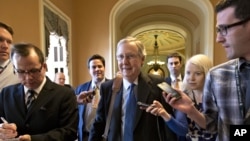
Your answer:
[135,29,185,55]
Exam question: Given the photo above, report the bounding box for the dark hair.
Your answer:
[11,43,45,64]
[166,52,182,63]
[0,22,14,35]
[87,54,105,68]
[215,0,250,20]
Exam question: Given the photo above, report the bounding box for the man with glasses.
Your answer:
[0,43,78,141]
[164,0,250,141]
[0,22,19,91]
[88,36,176,141]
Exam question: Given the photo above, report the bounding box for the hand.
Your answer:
[116,71,122,77]
[76,90,95,104]
[162,89,194,114]
[0,123,17,139]
[19,134,31,141]
[144,100,171,121]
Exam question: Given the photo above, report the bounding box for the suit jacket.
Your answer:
[165,77,172,85]
[165,75,184,87]
[0,77,78,141]
[75,78,110,141]
[88,73,177,141]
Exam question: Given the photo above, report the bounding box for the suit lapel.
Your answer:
[14,85,26,116]
[109,84,123,140]
[134,74,151,129]
[26,78,54,119]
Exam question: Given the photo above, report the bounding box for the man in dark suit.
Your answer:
[165,52,183,89]
[75,54,110,141]
[0,43,78,141]
[88,36,177,141]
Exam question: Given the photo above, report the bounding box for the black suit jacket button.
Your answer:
[25,124,30,128]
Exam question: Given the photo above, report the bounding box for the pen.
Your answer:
[0,117,8,124]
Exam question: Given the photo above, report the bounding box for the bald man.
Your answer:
[54,72,72,88]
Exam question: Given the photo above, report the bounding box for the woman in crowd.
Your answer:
[145,54,217,141]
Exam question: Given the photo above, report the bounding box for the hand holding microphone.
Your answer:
[76,90,96,104]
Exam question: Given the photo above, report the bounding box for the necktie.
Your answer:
[0,66,3,74]
[85,85,100,131]
[172,79,180,89]
[27,90,36,109]
[124,83,136,141]
[0,61,10,74]
[92,85,100,108]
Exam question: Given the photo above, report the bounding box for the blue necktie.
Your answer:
[124,84,136,141]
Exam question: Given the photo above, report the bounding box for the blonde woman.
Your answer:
[181,54,216,141]
[145,54,217,141]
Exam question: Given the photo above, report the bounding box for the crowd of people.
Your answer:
[0,0,250,141]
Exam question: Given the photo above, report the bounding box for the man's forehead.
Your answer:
[89,60,104,66]
[216,6,236,25]
[168,57,180,62]
[0,29,13,41]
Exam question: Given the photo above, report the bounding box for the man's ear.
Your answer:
[141,56,145,67]
[43,63,48,71]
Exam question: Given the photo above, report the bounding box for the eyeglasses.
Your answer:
[14,64,43,76]
[216,18,250,36]
[116,54,139,61]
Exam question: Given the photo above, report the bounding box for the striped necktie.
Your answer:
[27,89,36,109]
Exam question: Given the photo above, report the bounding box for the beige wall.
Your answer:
[0,0,227,88]
[50,0,117,87]
[0,0,40,45]
[71,0,117,87]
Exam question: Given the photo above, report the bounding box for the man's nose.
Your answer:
[216,32,225,43]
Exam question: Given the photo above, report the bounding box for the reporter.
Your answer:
[165,0,250,140]
[0,43,78,141]
[145,54,216,141]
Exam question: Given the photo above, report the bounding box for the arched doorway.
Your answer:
[109,0,214,77]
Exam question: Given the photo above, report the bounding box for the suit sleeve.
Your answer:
[165,110,189,136]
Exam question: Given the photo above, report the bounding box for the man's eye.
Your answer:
[17,70,25,73]
[30,69,39,73]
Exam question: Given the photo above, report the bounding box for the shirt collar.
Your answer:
[123,77,138,90]
[91,78,105,88]
[170,74,182,81]
[238,58,250,70]
[0,59,10,68]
